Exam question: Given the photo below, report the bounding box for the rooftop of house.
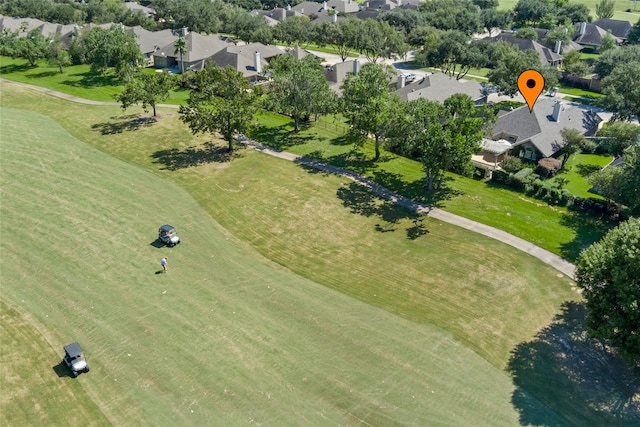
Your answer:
[123,2,156,17]
[490,32,563,65]
[490,98,602,157]
[592,18,632,39]
[396,73,485,103]
[155,32,232,63]
[572,22,623,46]
[129,26,179,55]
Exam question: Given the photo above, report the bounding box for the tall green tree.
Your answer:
[597,121,640,156]
[559,128,587,168]
[179,65,258,152]
[595,0,616,20]
[589,145,640,214]
[352,19,408,63]
[487,44,559,96]
[594,45,640,79]
[174,36,187,81]
[46,33,72,73]
[341,63,398,161]
[264,55,336,133]
[600,61,640,122]
[2,25,49,66]
[415,30,486,80]
[627,18,640,45]
[273,16,312,47]
[575,217,640,361]
[115,71,177,117]
[386,94,491,191]
[600,31,617,52]
[80,25,142,74]
[313,18,360,62]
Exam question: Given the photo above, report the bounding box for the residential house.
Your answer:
[129,26,178,66]
[572,22,623,50]
[123,2,156,18]
[324,58,361,92]
[361,0,398,10]
[207,43,285,81]
[592,18,632,42]
[486,98,602,163]
[533,28,583,54]
[395,73,487,104]
[153,31,232,71]
[489,32,563,66]
[326,0,360,13]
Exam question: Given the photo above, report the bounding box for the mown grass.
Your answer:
[555,153,613,199]
[250,112,615,261]
[1,97,556,426]
[0,56,190,104]
[3,83,638,426]
[498,0,640,22]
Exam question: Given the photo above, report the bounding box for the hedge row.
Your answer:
[491,169,625,218]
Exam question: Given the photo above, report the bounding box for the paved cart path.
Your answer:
[1,78,576,278]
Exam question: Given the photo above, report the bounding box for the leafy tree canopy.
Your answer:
[179,64,259,152]
[576,217,640,362]
[600,61,640,122]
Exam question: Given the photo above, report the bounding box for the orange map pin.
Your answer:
[518,70,545,112]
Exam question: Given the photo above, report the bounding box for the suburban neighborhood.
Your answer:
[1,0,638,425]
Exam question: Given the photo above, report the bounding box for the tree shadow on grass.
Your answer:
[25,70,59,78]
[559,210,616,262]
[62,71,120,89]
[574,163,601,177]
[335,181,430,239]
[508,301,640,427]
[248,123,315,150]
[91,114,157,135]
[0,62,33,74]
[151,142,241,171]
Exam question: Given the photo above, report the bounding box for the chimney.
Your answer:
[397,0,402,5]
[398,74,406,89]
[552,101,562,122]
[579,22,586,36]
[332,12,337,23]
[353,58,359,75]
[301,7,304,13]
[254,51,261,73]
[286,4,291,10]
[181,27,188,36]
[322,1,327,9]
[554,40,562,54]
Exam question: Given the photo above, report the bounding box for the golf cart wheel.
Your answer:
[85,366,90,373]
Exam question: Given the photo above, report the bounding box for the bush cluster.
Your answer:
[491,168,626,218]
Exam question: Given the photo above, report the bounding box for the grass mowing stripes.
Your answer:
[1,106,544,425]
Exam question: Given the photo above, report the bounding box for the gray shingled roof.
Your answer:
[156,32,231,63]
[490,32,563,65]
[327,0,360,13]
[593,18,632,39]
[129,26,178,55]
[490,98,602,157]
[572,22,623,47]
[396,73,485,103]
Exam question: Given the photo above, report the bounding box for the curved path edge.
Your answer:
[237,136,576,279]
[1,78,575,278]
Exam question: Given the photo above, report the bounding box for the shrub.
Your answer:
[501,155,522,173]
[536,157,562,177]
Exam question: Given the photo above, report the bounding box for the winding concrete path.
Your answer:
[237,136,576,279]
[1,78,576,278]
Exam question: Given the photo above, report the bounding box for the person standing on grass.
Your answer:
[161,256,168,273]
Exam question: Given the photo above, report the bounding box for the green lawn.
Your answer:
[3,82,637,426]
[0,100,562,426]
[555,153,613,199]
[556,84,603,99]
[0,56,189,104]
[249,112,614,261]
[499,0,640,22]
